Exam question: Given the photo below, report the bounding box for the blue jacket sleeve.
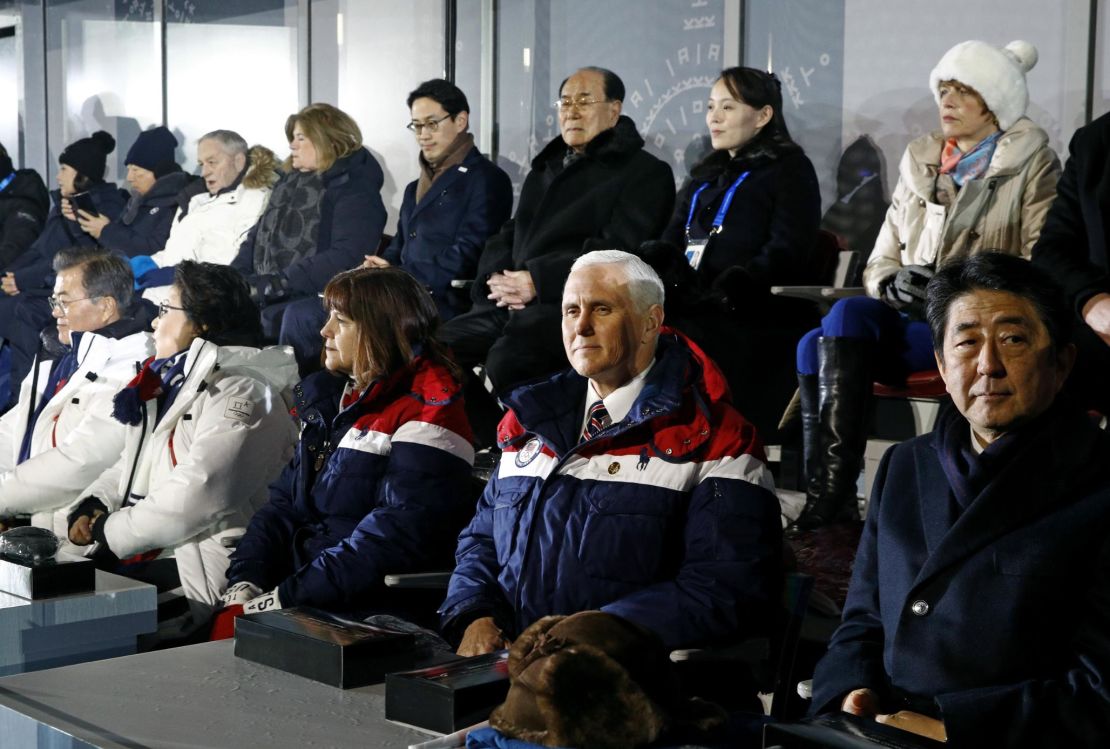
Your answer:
[275,438,472,609]
[226,455,305,591]
[598,468,783,649]
[439,470,514,635]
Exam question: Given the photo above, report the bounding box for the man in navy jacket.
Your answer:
[441,250,782,655]
[811,253,1110,746]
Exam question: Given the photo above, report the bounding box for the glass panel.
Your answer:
[496,0,727,193]
[0,10,19,160]
[311,0,445,230]
[44,0,162,187]
[166,0,303,170]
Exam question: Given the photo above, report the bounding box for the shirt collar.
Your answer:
[581,359,656,433]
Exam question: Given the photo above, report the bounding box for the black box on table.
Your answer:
[0,552,96,599]
[234,607,417,688]
[384,650,510,734]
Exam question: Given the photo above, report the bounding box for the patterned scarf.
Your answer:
[938,131,1002,188]
[252,169,325,275]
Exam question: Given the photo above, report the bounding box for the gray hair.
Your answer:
[198,129,248,157]
[53,248,134,308]
[569,249,664,312]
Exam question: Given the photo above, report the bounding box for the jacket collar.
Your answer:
[902,117,1049,196]
[409,145,481,221]
[914,398,1104,586]
[531,115,645,171]
[498,330,726,458]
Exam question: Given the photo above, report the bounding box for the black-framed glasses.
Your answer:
[553,97,610,112]
[157,301,187,318]
[49,295,99,314]
[406,114,453,134]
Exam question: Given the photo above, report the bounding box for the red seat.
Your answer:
[872,369,947,399]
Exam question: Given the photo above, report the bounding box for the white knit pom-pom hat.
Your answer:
[929,40,1038,131]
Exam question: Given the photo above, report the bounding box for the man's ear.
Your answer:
[455,110,470,133]
[643,303,664,341]
[234,152,247,173]
[1055,342,1078,388]
[934,348,947,381]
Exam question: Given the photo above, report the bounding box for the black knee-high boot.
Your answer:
[798,372,820,491]
[793,336,871,530]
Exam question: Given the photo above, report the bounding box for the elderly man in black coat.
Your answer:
[1032,110,1110,415]
[811,253,1110,747]
[440,66,674,438]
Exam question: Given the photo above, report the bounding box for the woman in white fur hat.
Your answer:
[791,40,1061,532]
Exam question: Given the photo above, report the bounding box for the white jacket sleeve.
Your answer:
[148,206,189,268]
[0,384,129,516]
[101,376,295,557]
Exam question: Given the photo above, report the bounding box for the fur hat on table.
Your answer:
[489,611,725,749]
[929,39,1038,131]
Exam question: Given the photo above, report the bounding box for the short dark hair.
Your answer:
[174,261,262,347]
[926,252,1072,355]
[406,79,470,118]
[53,248,133,309]
[322,266,461,388]
[560,66,625,103]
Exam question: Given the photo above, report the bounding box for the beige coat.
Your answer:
[863,117,1060,297]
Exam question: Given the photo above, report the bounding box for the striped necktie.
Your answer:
[581,399,611,443]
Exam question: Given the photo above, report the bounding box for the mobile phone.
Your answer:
[71,192,100,218]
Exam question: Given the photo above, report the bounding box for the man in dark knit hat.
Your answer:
[73,126,199,257]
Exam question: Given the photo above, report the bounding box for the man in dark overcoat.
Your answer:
[811,252,1110,747]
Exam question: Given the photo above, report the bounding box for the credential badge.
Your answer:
[515,438,542,467]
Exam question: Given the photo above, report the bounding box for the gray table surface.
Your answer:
[0,639,429,748]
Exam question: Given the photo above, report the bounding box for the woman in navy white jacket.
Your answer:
[221,266,475,619]
[66,261,299,619]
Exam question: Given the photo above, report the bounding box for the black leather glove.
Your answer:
[882,265,934,318]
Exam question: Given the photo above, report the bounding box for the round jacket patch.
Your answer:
[515,438,542,467]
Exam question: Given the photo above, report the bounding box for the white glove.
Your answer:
[243,589,282,615]
[220,581,262,606]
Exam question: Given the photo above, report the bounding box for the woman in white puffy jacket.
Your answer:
[66,261,298,625]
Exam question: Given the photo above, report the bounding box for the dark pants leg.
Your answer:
[1066,322,1110,416]
[485,303,566,393]
[438,305,511,447]
[278,297,328,378]
[10,295,53,393]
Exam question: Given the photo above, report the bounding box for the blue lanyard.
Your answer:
[685,170,750,241]
[0,172,14,194]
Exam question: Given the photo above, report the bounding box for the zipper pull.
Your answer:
[314,440,331,472]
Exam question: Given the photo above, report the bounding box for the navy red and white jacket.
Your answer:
[440,331,783,649]
[226,356,475,612]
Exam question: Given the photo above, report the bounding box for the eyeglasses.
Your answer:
[157,301,188,318]
[406,114,453,134]
[49,295,99,314]
[553,97,611,112]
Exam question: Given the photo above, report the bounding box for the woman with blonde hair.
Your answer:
[233,102,387,341]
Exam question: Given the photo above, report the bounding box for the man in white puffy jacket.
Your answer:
[133,130,277,303]
[0,248,153,529]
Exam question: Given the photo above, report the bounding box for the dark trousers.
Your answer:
[1,294,53,404]
[439,303,566,392]
[439,303,566,446]
[279,297,328,378]
[1067,321,1110,417]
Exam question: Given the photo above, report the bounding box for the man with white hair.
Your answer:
[441,249,782,655]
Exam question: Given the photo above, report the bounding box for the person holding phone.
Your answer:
[0,131,128,407]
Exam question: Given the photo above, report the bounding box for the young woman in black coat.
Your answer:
[657,66,822,438]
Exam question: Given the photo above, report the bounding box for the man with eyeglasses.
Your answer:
[0,248,153,534]
[278,79,513,375]
[438,67,675,443]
